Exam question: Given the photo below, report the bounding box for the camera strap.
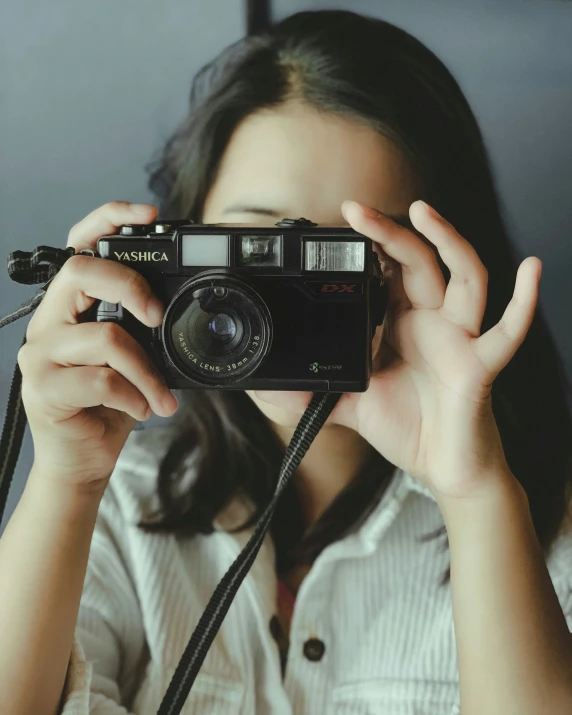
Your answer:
[157,390,339,714]
[0,245,81,521]
[1,245,341,715]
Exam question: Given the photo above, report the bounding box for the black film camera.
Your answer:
[88,217,388,392]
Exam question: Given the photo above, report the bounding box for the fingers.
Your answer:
[27,254,164,339]
[341,200,446,310]
[472,257,541,376]
[409,201,488,335]
[29,200,162,339]
[21,363,154,423]
[41,321,177,416]
[67,201,157,251]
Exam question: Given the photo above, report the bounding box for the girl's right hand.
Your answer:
[17,202,179,494]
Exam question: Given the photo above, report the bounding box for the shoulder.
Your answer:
[102,424,181,524]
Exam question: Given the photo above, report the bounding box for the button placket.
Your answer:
[283,565,333,684]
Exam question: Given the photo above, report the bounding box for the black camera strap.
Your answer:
[1,245,341,715]
[1,245,79,522]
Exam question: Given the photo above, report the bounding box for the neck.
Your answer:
[270,420,374,528]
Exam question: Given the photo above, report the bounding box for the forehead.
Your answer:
[202,100,420,223]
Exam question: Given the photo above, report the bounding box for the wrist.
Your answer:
[25,464,107,520]
[422,391,518,497]
[435,465,529,527]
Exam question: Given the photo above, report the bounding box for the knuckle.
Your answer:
[135,393,148,412]
[61,253,91,280]
[17,345,31,372]
[497,320,511,340]
[25,367,54,404]
[25,315,40,342]
[124,267,151,302]
[93,366,117,397]
[21,381,43,415]
[124,265,144,289]
[105,201,133,223]
[17,342,47,381]
[99,320,125,349]
[67,222,81,244]
[469,264,488,287]
[106,200,130,212]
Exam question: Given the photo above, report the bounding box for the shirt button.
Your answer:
[303,637,326,662]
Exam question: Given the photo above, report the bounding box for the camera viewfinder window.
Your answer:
[181,234,229,266]
[238,235,282,266]
[305,240,365,272]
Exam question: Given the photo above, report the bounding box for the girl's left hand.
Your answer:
[255,200,541,500]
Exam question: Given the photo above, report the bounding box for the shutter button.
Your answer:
[303,637,325,662]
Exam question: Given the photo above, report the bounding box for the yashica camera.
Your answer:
[88,217,388,392]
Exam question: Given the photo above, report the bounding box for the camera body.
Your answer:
[90,218,387,392]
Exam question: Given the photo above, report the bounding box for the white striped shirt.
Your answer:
[60,425,572,715]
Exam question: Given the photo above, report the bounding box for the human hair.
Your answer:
[139,10,572,578]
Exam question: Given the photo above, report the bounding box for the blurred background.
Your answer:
[1,0,571,530]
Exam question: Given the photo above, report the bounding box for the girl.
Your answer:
[1,10,571,715]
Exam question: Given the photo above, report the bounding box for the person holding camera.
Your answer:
[1,10,571,715]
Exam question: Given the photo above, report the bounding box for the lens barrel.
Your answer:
[163,273,272,386]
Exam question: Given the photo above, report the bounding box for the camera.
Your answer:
[87,217,388,392]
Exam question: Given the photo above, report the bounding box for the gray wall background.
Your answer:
[1,0,571,530]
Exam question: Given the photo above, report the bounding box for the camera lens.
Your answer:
[208,314,236,341]
[163,273,272,386]
[190,309,243,357]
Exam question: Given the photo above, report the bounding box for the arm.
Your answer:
[0,468,104,715]
[0,201,174,715]
[0,465,146,715]
[333,201,572,714]
[438,468,572,715]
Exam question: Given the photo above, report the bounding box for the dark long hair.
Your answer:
[139,10,572,577]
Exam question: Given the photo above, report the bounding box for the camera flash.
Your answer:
[305,241,365,272]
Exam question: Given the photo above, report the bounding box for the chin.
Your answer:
[245,390,306,428]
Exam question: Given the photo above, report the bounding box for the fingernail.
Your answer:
[342,200,380,221]
[130,203,154,215]
[416,200,438,217]
[359,204,381,219]
[341,201,353,220]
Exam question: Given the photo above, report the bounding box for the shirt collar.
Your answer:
[127,426,438,547]
[213,467,437,550]
[214,468,436,531]
[401,471,437,502]
[355,468,437,547]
